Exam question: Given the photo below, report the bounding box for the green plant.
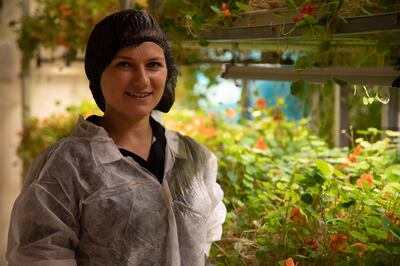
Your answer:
[10,0,121,70]
[17,100,101,177]
[164,105,400,265]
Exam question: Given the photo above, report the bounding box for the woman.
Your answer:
[7,9,226,266]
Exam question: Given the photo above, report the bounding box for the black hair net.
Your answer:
[84,9,178,113]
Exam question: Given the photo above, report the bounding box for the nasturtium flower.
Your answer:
[330,234,348,251]
[356,173,373,188]
[226,107,236,118]
[221,3,232,17]
[255,97,267,109]
[351,243,366,257]
[255,137,268,151]
[284,257,298,266]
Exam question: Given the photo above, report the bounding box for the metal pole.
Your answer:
[120,0,132,10]
[21,0,31,130]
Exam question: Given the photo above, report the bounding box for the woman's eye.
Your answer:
[147,62,163,68]
[116,61,132,68]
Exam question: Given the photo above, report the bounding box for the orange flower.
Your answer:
[284,257,299,266]
[348,146,363,163]
[226,107,236,118]
[385,212,400,225]
[330,234,348,251]
[290,207,301,220]
[221,3,232,17]
[255,137,268,151]
[255,97,267,109]
[307,239,318,251]
[351,243,366,257]
[356,173,373,188]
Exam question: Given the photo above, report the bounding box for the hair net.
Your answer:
[84,9,178,113]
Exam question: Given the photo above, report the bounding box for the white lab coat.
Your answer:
[7,117,226,266]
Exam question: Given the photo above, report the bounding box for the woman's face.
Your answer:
[100,42,167,120]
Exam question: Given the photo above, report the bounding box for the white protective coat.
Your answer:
[7,117,226,266]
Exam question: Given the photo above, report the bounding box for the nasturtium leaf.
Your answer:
[287,0,297,9]
[384,165,400,182]
[381,216,393,230]
[210,5,222,15]
[301,193,313,205]
[235,2,251,12]
[349,230,368,242]
[316,160,333,176]
[366,227,387,240]
[339,199,355,208]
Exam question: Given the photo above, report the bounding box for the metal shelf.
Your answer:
[203,11,400,41]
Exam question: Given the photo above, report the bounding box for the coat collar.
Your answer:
[72,116,187,166]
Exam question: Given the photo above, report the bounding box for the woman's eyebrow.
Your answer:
[113,56,164,61]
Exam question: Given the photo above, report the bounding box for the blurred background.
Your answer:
[1,0,399,265]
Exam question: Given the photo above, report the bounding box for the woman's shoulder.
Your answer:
[165,129,215,160]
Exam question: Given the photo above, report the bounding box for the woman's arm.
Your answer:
[204,153,227,256]
[7,151,80,265]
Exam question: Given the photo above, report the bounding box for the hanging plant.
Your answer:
[9,0,121,70]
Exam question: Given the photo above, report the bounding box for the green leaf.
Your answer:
[316,160,333,176]
[290,80,304,95]
[339,199,355,208]
[210,5,222,15]
[287,0,297,9]
[301,193,313,204]
[384,165,400,182]
[235,2,251,12]
[366,227,387,239]
[349,230,368,242]
[363,96,369,105]
[368,97,374,104]
[383,182,400,193]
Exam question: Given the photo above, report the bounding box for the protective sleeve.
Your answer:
[6,150,80,266]
[204,153,226,256]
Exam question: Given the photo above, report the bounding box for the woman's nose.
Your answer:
[132,67,150,89]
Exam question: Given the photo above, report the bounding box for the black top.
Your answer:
[86,115,166,183]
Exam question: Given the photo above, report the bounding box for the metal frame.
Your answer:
[203,12,400,41]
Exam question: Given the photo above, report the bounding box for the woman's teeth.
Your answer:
[125,91,152,98]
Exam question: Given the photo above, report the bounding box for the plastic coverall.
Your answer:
[7,117,226,266]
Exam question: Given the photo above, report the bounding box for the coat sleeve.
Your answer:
[6,149,80,266]
[204,152,226,256]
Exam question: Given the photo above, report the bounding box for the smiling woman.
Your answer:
[6,9,226,266]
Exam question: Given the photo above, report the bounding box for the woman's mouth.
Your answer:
[125,91,152,98]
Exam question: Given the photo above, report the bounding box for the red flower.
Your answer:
[385,212,400,225]
[307,239,318,251]
[221,3,232,17]
[330,234,348,251]
[300,6,315,15]
[356,173,373,188]
[255,97,267,109]
[290,207,301,220]
[255,137,268,151]
[293,6,315,23]
[293,15,304,23]
[284,257,299,266]
[348,146,363,163]
[351,243,366,257]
